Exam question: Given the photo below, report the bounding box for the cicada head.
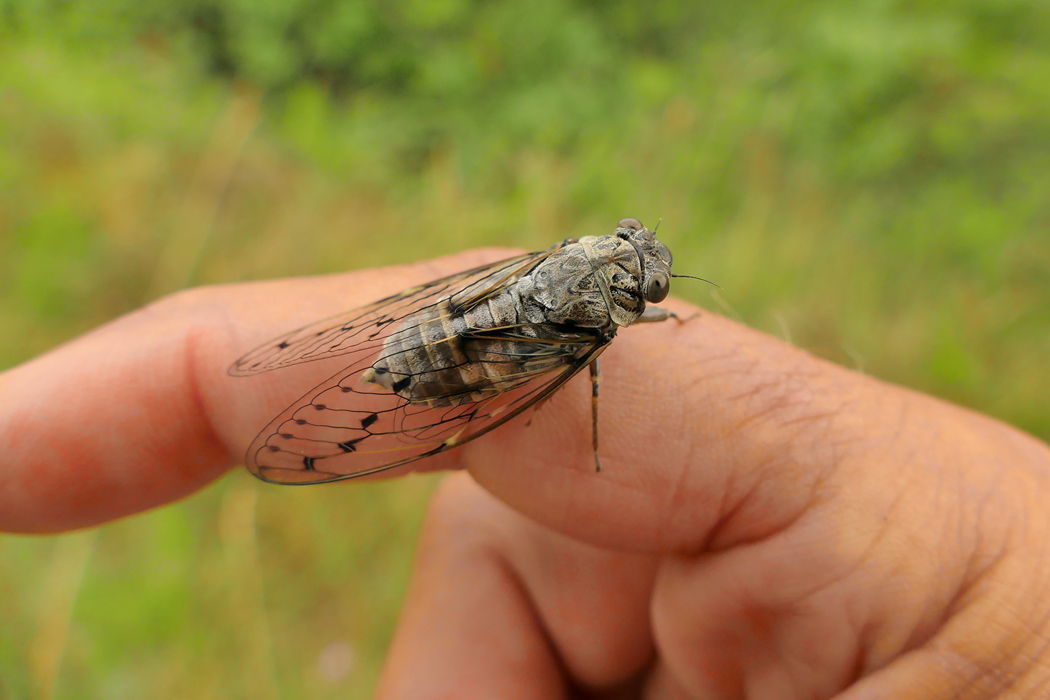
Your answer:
[615,218,673,305]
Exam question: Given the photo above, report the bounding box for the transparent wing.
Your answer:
[229,251,548,377]
[231,247,608,484]
[244,337,607,484]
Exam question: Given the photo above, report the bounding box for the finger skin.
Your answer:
[466,302,1048,554]
[376,473,569,700]
[378,473,659,700]
[383,446,1050,699]
[0,292,233,532]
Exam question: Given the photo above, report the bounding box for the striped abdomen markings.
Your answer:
[362,291,570,407]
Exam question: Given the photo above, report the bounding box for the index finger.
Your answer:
[0,247,946,541]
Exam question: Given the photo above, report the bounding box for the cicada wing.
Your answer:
[245,334,609,484]
[232,244,602,484]
[228,251,551,377]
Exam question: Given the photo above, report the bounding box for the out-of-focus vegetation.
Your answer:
[1,0,1048,697]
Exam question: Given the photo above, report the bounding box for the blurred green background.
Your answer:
[1,0,1048,697]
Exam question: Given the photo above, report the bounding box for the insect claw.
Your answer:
[671,310,701,325]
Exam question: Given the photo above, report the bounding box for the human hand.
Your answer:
[376,282,1050,698]
[4,251,1048,700]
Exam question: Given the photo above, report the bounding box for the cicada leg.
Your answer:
[636,306,700,325]
[590,357,601,473]
[528,355,603,468]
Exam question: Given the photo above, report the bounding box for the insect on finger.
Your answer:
[231,218,700,484]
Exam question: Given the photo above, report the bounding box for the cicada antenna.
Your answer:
[672,273,722,290]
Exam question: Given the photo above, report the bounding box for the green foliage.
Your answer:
[1,0,1049,697]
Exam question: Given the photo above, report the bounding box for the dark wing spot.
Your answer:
[392,376,412,393]
[303,456,316,471]
[267,445,279,452]
[277,341,290,349]
[294,419,306,425]
[279,433,293,439]
[314,404,327,410]
[338,437,366,453]
[361,413,379,429]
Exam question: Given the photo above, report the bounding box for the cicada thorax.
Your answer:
[581,235,649,324]
[515,235,648,330]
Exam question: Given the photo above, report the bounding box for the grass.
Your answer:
[1,0,1049,697]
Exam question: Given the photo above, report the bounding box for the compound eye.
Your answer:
[644,272,669,303]
[618,217,643,231]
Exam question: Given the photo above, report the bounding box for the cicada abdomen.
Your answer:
[361,296,584,408]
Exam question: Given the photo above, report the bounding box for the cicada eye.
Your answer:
[618,217,643,231]
[644,272,669,303]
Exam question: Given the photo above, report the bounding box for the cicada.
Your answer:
[230,217,687,484]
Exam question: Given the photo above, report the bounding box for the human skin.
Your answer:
[2,251,1049,698]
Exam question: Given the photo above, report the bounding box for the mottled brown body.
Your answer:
[364,221,674,407]
[360,297,579,407]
